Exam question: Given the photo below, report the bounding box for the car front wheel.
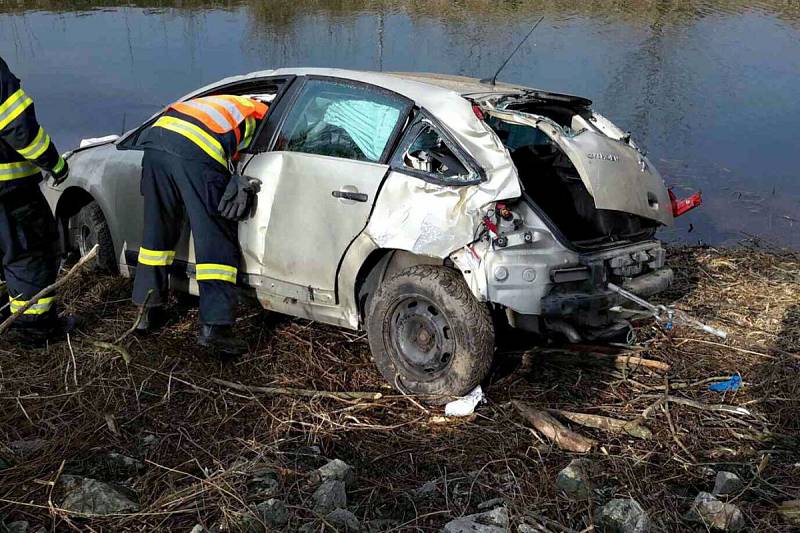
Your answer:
[366,265,495,401]
[65,200,117,273]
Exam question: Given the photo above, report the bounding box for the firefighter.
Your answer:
[0,56,72,341]
[132,94,268,357]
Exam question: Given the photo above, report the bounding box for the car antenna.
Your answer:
[481,16,544,86]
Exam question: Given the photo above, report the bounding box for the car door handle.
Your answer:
[332,190,368,202]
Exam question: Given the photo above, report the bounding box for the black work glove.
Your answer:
[49,159,70,186]
[218,174,257,221]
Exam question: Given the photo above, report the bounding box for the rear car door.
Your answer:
[240,77,412,304]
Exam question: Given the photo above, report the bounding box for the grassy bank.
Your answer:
[1,244,798,531]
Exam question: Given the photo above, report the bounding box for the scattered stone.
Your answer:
[478,498,506,510]
[313,458,354,487]
[140,433,159,448]
[248,467,280,498]
[4,522,29,533]
[556,458,593,499]
[255,499,289,528]
[8,439,46,457]
[778,500,800,526]
[594,498,650,533]
[713,471,743,496]
[312,479,347,514]
[686,492,744,531]
[412,480,438,500]
[60,476,139,515]
[189,525,204,533]
[326,508,362,532]
[517,526,537,533]
[442,507,509,533]
[365,519,400,532]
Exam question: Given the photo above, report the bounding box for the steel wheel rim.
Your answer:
[386,294,455,381]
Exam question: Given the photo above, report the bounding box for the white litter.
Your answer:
[79,135,120,148]
[444,385,484,417]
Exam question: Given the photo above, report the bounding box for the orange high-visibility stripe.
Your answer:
[202,99,242,144]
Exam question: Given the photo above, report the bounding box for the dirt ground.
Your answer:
[1,244,798,532]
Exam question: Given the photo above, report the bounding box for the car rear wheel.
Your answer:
[65,200,117,273]
[366,265,495,401]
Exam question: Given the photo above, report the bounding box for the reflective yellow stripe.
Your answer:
[0,88,34,131]
[196,263,238,283]
[18,126,51,160]
[10,296,55,315]
[138,247,175,266]
[153,116,227,167]
[238,116,256,151]
[52,157,66,175]
[0,161,40,181]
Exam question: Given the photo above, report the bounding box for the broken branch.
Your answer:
[513,401,594,453]
[548,409,652,439]
[537,348,670,372]
[0,245,98,335]
[211,378,383,401]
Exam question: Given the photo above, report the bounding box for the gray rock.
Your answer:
[313,459,354,487]
[255,499,289,528]
[140,433,159,448]
[478,498,506,511]
[517,526,537,533]
[189,525,204,533]
[60,476,139,515]
[413,480,438,500]
[686,492,745,531]
[248,468,280,498]
[594,498,650,533]
[326,508,362,532]
[713,472,743,496]
[105,452,145,474]
[312,480,347,514]
[442,507,509,533]
[556,458,593,499]
[4,522,29,533]
[9,439,46,457]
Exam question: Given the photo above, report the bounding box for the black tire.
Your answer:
[66,200,117,273]
[366,265,495,400]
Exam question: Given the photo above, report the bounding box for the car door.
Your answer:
[240,77,412,304]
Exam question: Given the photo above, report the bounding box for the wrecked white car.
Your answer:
[44,68,692,398]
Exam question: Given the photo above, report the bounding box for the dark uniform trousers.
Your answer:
[132,149,239,325]
[0,183,59,323]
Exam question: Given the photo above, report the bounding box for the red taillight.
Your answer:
[669,189,703,217]
[472,105,485,121]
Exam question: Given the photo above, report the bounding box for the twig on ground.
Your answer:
[211,377,383,401]
[115,289,154,344]
[548,409,652,439]
[513,401,595,453]
[0,245,98,335]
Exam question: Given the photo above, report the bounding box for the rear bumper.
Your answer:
[541,267,673,316]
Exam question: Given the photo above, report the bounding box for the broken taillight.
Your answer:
[472,105,485,121]
[669,189,703,217]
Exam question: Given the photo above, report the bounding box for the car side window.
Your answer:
[395,119,481,185]
[274,79,408,163]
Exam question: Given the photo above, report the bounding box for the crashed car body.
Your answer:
[44,68,679,397]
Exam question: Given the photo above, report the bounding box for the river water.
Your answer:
[1,1,798,247]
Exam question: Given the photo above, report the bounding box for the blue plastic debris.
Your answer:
[708,374,742,392]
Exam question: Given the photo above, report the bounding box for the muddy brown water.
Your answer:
[1,0,798,248]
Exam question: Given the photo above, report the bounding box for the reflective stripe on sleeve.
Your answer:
[196,263,238,283]
[10,296,55,315]
[138,247,176,266]
[17,126,52,160]
[238,116,256,151]
[153,116,228,167]
[0,161,40,181]
[0,88,34,131]
[52,157,66,175]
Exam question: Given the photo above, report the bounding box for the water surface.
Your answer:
[2,0,799,247]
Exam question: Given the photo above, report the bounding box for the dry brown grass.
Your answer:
[1,244,798,532]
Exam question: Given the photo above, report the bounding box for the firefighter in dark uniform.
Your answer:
[0,56,71,341]
[133,94,268,357]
